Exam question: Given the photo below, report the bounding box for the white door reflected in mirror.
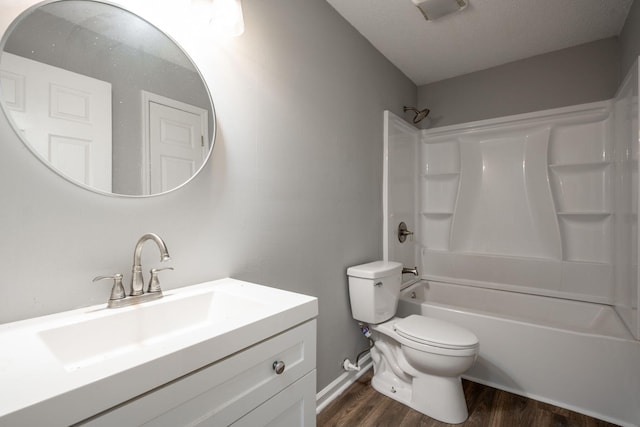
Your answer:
[143,92,209,195]
[1,52,112,192]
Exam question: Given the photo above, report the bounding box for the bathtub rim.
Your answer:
[400,279,635,341]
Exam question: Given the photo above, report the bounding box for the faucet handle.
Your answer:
[147,267,173,293]
[93,274,126,301]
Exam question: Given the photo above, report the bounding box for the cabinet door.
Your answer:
[231,370,316,427]
[79,320,316,426]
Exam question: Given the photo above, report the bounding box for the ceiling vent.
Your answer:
[412,0,467,21]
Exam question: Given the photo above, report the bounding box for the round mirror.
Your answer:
[0,0,215,196]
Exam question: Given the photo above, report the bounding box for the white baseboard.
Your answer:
[316,354,373,414]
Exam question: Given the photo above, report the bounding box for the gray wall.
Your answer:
[416,37,621,128]
[0,0,415,392]
[621,0,640,80]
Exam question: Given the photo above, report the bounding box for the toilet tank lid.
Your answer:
[347,261,403,279]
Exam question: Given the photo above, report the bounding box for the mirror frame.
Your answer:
[0,0,216,198]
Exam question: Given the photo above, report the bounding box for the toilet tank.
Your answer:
[347,261,403,324]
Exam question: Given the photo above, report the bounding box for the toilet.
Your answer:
[347,260,479,424]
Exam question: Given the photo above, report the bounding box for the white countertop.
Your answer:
[0,278,318,426]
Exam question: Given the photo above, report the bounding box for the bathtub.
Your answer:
[397,280,640,427]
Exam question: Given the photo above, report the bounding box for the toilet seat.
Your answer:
[394,315,479,351]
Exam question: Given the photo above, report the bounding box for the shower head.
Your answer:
[404,106,430,124]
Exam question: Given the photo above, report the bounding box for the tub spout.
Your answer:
[402,266,419,276]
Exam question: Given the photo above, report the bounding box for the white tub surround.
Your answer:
[0,279,318,426]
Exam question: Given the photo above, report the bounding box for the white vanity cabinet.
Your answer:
[79,320,317,426]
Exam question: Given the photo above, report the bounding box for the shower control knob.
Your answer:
[398,221,414,243]
[273,360,285,375]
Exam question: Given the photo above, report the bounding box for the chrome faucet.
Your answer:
[130,233,171,296]
[402,266,419,276]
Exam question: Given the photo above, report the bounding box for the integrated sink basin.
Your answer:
[0,278,318,426]
[38,287,268,371]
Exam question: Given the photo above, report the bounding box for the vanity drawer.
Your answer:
[79,319,316,426]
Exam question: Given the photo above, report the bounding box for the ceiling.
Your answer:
[326,0,634,86]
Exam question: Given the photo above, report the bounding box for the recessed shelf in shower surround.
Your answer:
[549,163,611,213]
[421,139,460,175]
[557,212,611,217]
[423,172,460,177]
[548,161,610,169]
[420,213,452,251]
[558,214,611,263]
[422,212,454,216]
[548,117,610,165]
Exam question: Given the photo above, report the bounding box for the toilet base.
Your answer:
[371,368,412,405]
[371,368,469,424]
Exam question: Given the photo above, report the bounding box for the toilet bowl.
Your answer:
[347,261,479,424]
[370,316,478,424]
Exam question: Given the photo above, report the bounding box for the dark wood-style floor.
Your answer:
[317,370,618,427]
